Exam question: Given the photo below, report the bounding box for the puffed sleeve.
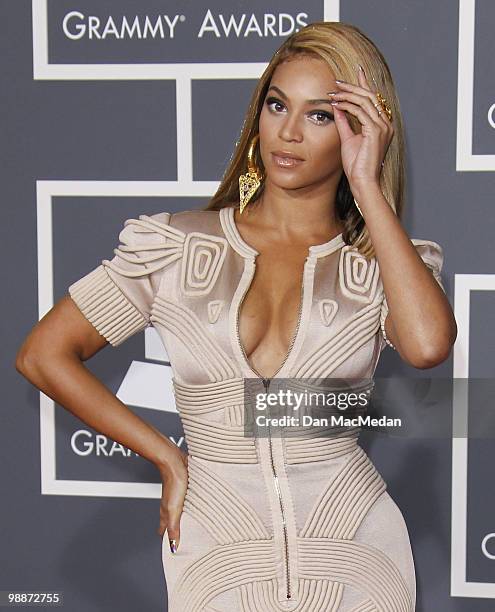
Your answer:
[67,212,185,346]
[379,239,445,351]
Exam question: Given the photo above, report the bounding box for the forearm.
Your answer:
[351,182,457,363]
[18,351,183,474]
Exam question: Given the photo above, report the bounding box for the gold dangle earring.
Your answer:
[238,133,263,215]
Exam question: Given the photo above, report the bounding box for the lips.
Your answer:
[271,150,304,161]
[271,151,304,168]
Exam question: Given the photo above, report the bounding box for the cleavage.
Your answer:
[238,249,307,378]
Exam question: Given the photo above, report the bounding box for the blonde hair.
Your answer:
[204,21,406,259]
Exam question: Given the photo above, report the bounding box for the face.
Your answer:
[258,55,343,192]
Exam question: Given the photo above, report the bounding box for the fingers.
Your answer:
[159,479,188,553]
[356,65,392,126]
[158,505,169,538]
[158,452,189,553]
[159,503,183,553]
[167,505,182,554]
[330,89,389,130]
[329,68,393,131]
[331,96,383,130]
[330,101,355,141]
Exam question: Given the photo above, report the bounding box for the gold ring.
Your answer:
[375,92,393,122]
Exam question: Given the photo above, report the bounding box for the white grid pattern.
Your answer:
[451,0,495,598]
[451,273,495,598]
[456,0,495,170]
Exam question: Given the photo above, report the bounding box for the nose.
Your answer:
[278,113,303,143]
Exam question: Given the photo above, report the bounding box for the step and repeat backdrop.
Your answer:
[3,1,494,610]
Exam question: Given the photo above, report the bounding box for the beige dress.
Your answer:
[68,206,445,612]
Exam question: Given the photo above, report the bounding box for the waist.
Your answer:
[173,377,363,464]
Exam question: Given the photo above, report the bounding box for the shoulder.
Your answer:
[115,212,176,255]
[168,208,222,236]
[168,209,228,251]
[118,208,221,246]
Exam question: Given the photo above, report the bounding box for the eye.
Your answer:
[265,97,334,126]
[309,110,334,125]
[265,96,286,113]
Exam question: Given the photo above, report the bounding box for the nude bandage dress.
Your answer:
[68,206,445,611]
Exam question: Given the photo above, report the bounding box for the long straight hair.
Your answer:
[203,21,406,259]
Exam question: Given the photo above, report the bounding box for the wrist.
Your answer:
[350,181,382,203]
[157,456,185,480]
[155,446,185,476]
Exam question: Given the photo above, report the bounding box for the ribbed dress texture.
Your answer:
[68,206,445,612]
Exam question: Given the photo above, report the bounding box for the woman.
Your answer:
[17,22,456,611]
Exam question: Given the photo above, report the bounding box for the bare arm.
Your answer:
[330,68,456,368]
[353,183,457,368]
[15,294,184,474]
[16,294,188,547]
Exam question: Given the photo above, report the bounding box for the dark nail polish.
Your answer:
[169,538,177,553]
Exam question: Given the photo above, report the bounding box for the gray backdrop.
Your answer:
[2,1,494,610]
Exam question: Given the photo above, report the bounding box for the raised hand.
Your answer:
[328,65,394,193]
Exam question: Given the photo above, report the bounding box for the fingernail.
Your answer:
[169,538,178,553]
[327,91,338,96]
[335,79,343,84]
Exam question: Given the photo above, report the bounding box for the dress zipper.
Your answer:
[235,259,306,600]
[262,375,292,600]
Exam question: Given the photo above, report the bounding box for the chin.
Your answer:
[267,167,308,183]
[270,175,314,191]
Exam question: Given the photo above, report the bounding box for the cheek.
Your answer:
[258,109,272,165]
[258,107,271,138]
[309,132,341,167]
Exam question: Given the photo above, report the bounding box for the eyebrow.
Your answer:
[266,85,333,106]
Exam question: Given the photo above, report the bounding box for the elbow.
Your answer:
[410,351,449,370]
[15,343,29,375]
[409,338,455,370]
[408,318,457,370]
[14,355,25,375]
[15,345,40,380]
[15,337,52,382]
